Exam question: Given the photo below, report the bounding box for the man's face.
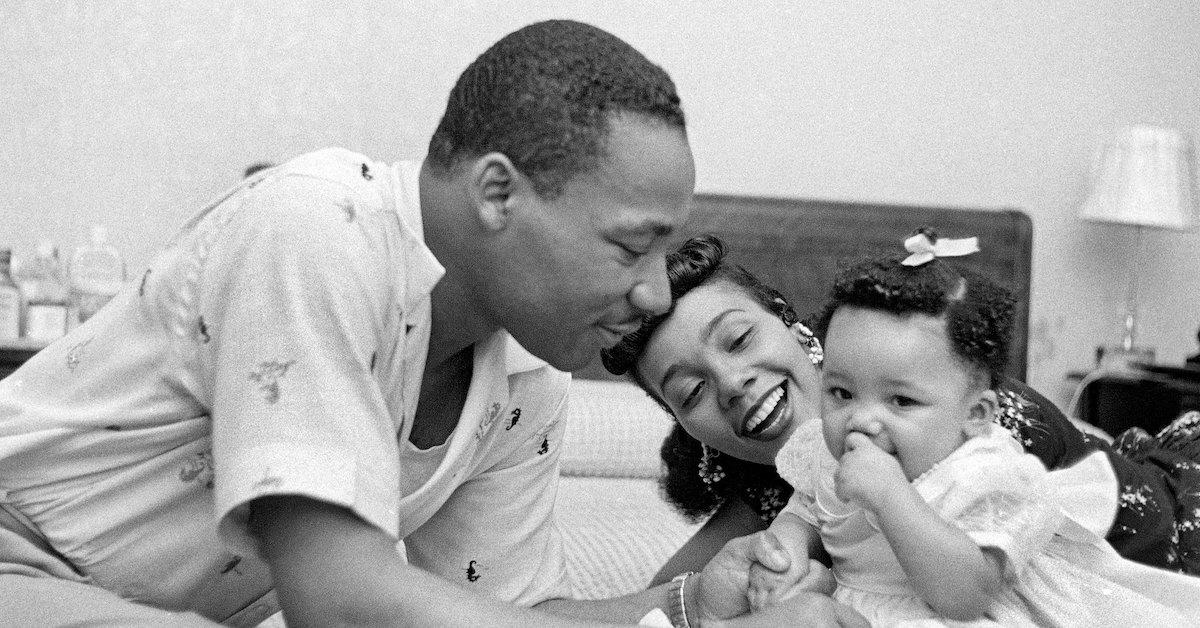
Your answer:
[491,115,695,371]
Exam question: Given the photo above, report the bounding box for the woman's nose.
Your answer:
[628,256,671,316]
[716,370,756,410]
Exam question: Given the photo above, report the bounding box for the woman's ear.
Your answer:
[963,389,998,438]
[467,152,522,232]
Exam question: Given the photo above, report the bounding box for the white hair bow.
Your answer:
[901,232,980,266]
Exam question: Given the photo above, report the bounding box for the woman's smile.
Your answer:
[742,381,792,441]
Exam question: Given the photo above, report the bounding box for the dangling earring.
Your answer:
[698,445,726,486]
[790,322,823,365]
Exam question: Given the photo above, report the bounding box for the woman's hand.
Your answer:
[834,432,907,509]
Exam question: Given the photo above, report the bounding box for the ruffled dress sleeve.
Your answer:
[914,428,1066,580]
[774,418,831,528]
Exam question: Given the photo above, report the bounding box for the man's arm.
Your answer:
[539,529,823,625]
[255,496,859,627]
[252,495,601,628]
[651,498,768,586]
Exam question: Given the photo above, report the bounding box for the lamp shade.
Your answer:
[1079,125,1198,230]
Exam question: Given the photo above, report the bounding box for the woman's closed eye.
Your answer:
[681,380,706,409]
[729,329,751,351]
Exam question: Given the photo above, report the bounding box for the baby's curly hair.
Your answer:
[602,234,796,522]
[812,228,1016,385]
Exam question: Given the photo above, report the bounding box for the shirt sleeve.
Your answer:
[199,173,404,555]
[403,368,572,606]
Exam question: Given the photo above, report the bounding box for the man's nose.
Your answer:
[628,255,671,316]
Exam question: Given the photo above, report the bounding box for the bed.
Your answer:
[557,193,1034,599]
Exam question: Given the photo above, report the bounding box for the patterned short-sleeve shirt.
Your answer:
[0,148,572,622]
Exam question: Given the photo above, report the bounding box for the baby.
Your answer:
[749,230,1200,625]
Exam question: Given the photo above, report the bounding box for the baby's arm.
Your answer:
[870,484,1005,620]
[838,433,1003,620]
[747,510,829,611]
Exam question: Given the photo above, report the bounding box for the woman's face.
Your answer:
[635,281,821,464]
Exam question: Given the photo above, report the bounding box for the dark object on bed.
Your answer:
[577,193,1032,382]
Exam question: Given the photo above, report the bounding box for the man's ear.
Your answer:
[467,153,522,232]
[964,388,998,438]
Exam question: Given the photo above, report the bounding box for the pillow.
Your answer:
[560,379,674,479]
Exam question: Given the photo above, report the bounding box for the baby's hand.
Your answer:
[747,557,834,612]
[835,432,907,508]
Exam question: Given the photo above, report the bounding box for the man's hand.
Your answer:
[834,431,907,508]
[712,592,869,628]
[690,530,791,620]
[748,558,834,611]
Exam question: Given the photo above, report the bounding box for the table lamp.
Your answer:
[1078,125,1198,368]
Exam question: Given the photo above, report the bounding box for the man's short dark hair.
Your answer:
[426,19,686,198]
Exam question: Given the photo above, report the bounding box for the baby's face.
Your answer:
[820,306,988,481]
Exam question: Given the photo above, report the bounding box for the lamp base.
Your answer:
[1095,344,1155,371]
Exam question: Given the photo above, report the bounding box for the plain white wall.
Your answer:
[2,1,1198,406]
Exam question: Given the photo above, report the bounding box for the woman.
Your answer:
[600,234,1200,583]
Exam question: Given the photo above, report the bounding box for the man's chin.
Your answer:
[547,349,597,373]
[516,339,594,373]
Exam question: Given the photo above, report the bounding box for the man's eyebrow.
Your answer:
[612,220,673,239]
[656,308,744,392]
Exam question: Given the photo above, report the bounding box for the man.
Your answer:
[0,20,857,626]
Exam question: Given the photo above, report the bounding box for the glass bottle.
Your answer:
[18,241,71,342]
[70,225,127,324]
[0,249,22,341]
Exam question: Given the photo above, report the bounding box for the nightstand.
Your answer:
[1070,365,1200,437]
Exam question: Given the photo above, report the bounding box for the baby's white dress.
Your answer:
[775,420,1200,627]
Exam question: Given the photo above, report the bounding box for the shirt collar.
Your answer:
[504,334,550,376]
[387,160,444,314]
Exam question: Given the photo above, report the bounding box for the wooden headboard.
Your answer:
[577,194,1032,383]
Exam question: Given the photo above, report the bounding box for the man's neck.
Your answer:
[418,160,500,370]
[426,278,498,370]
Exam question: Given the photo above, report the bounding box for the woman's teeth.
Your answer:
[745,385,785,434]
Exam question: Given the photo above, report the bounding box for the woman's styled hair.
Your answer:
[426,19,685,200]
[602,234,796,522]
[812,228,1017,386]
